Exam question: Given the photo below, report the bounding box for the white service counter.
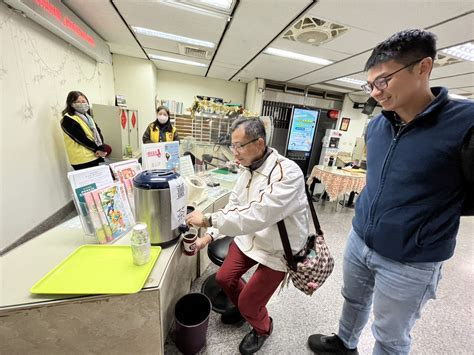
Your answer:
[0,172,237,354]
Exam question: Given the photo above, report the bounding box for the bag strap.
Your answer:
[305,182,323,235]
[277,220,296,271]
[267,161,322,270]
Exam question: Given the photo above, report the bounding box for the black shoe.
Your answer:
[307,334,358,354]
[221,307,245,325]
[239,317,273,354]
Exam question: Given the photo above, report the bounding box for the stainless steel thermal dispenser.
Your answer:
[133,169,181,247]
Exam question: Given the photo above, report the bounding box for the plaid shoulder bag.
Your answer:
[277,183,334,296]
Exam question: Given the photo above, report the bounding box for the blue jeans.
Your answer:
[338,229,443,355]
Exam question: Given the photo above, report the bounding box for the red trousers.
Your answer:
[215,241,285,335]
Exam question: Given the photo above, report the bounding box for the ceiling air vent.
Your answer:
[324,92,344,101]
[178,44,212,59]
[265,82,286,91]
[434,53,463,67]
[307,89,325,98]
[285,85,306,94]
[283,17,348,46]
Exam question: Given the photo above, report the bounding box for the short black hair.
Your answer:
[230,117,266,144]
[365,29,437,71]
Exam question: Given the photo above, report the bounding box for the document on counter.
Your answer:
[179,155,194,177]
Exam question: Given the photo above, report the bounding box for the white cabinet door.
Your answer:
[128,110,139,153]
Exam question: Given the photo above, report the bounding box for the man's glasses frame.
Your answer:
[361,58,425,94]
[230,138,259,152]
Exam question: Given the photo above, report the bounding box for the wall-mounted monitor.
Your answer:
[286,108,320,152]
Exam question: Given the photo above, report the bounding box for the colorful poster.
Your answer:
[142,141,180,171]
[67,166,114,235]
[97,184,132,239]
[109,159,142,182]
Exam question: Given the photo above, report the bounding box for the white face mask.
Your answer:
[157,115,168,124]
[72,102,90,114]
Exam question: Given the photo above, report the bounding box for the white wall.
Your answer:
[112,54,159,139]
[336,95,371,153]
[155,69,246,113]
[245,78,264,114]
[0,3,115,252]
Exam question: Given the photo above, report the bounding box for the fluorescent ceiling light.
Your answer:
[158,1,231,20]
[449,93,470,100]
[149,54,207,67]
[441,42,474,61]
[263,48,333,66]
[336,77,366,85]
[198,0,233,10]
[132,26,215,48]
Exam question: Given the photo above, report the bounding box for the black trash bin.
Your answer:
[174,293,212,354]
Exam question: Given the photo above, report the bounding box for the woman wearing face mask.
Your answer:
[61,91,110,170]
[142,106,180,144]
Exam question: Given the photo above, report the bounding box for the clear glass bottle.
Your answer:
[131,223,151,266]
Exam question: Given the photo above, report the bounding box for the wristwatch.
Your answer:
[202,213,213,228]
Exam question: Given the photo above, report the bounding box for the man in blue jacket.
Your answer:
[307,29,474,355]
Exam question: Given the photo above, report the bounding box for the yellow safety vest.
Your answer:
[149,123,176,143]
[62,113,98,165]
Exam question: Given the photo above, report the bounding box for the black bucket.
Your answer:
[174,293,212,354]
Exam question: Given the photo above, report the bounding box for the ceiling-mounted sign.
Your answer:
[5,0,112,64]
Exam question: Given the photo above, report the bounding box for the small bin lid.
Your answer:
[133,169,180,189]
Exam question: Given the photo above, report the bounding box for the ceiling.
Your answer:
[64,0,474,99]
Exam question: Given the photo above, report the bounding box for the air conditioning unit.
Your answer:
[178,44,212,60]
[283,17,348,46]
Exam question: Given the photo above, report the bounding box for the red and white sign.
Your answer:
[120,111,127,129]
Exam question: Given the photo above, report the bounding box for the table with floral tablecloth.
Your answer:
[308,165,366,202]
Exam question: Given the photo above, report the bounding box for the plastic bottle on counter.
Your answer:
[126,144,133,158]
[131,223,151,266]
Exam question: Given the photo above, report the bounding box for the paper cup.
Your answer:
[182,228,198,256]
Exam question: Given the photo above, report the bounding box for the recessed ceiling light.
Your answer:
[149,54,208,67]
[263,47,333,66]
[441,42,474,62]
[132,26,215,49]
[336,77,366,85]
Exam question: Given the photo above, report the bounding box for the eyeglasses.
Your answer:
[361,58,425,94]
[230,138,259,152]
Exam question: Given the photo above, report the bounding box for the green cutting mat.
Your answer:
[211,168,230,174]
[30,245,161,295]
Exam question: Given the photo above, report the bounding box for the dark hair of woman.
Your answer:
[153,105,173,132]
[62,90,92,116]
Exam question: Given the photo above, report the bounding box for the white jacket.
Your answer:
[208,148,310,272]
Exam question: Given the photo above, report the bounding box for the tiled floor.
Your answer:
[165,202,474,354]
